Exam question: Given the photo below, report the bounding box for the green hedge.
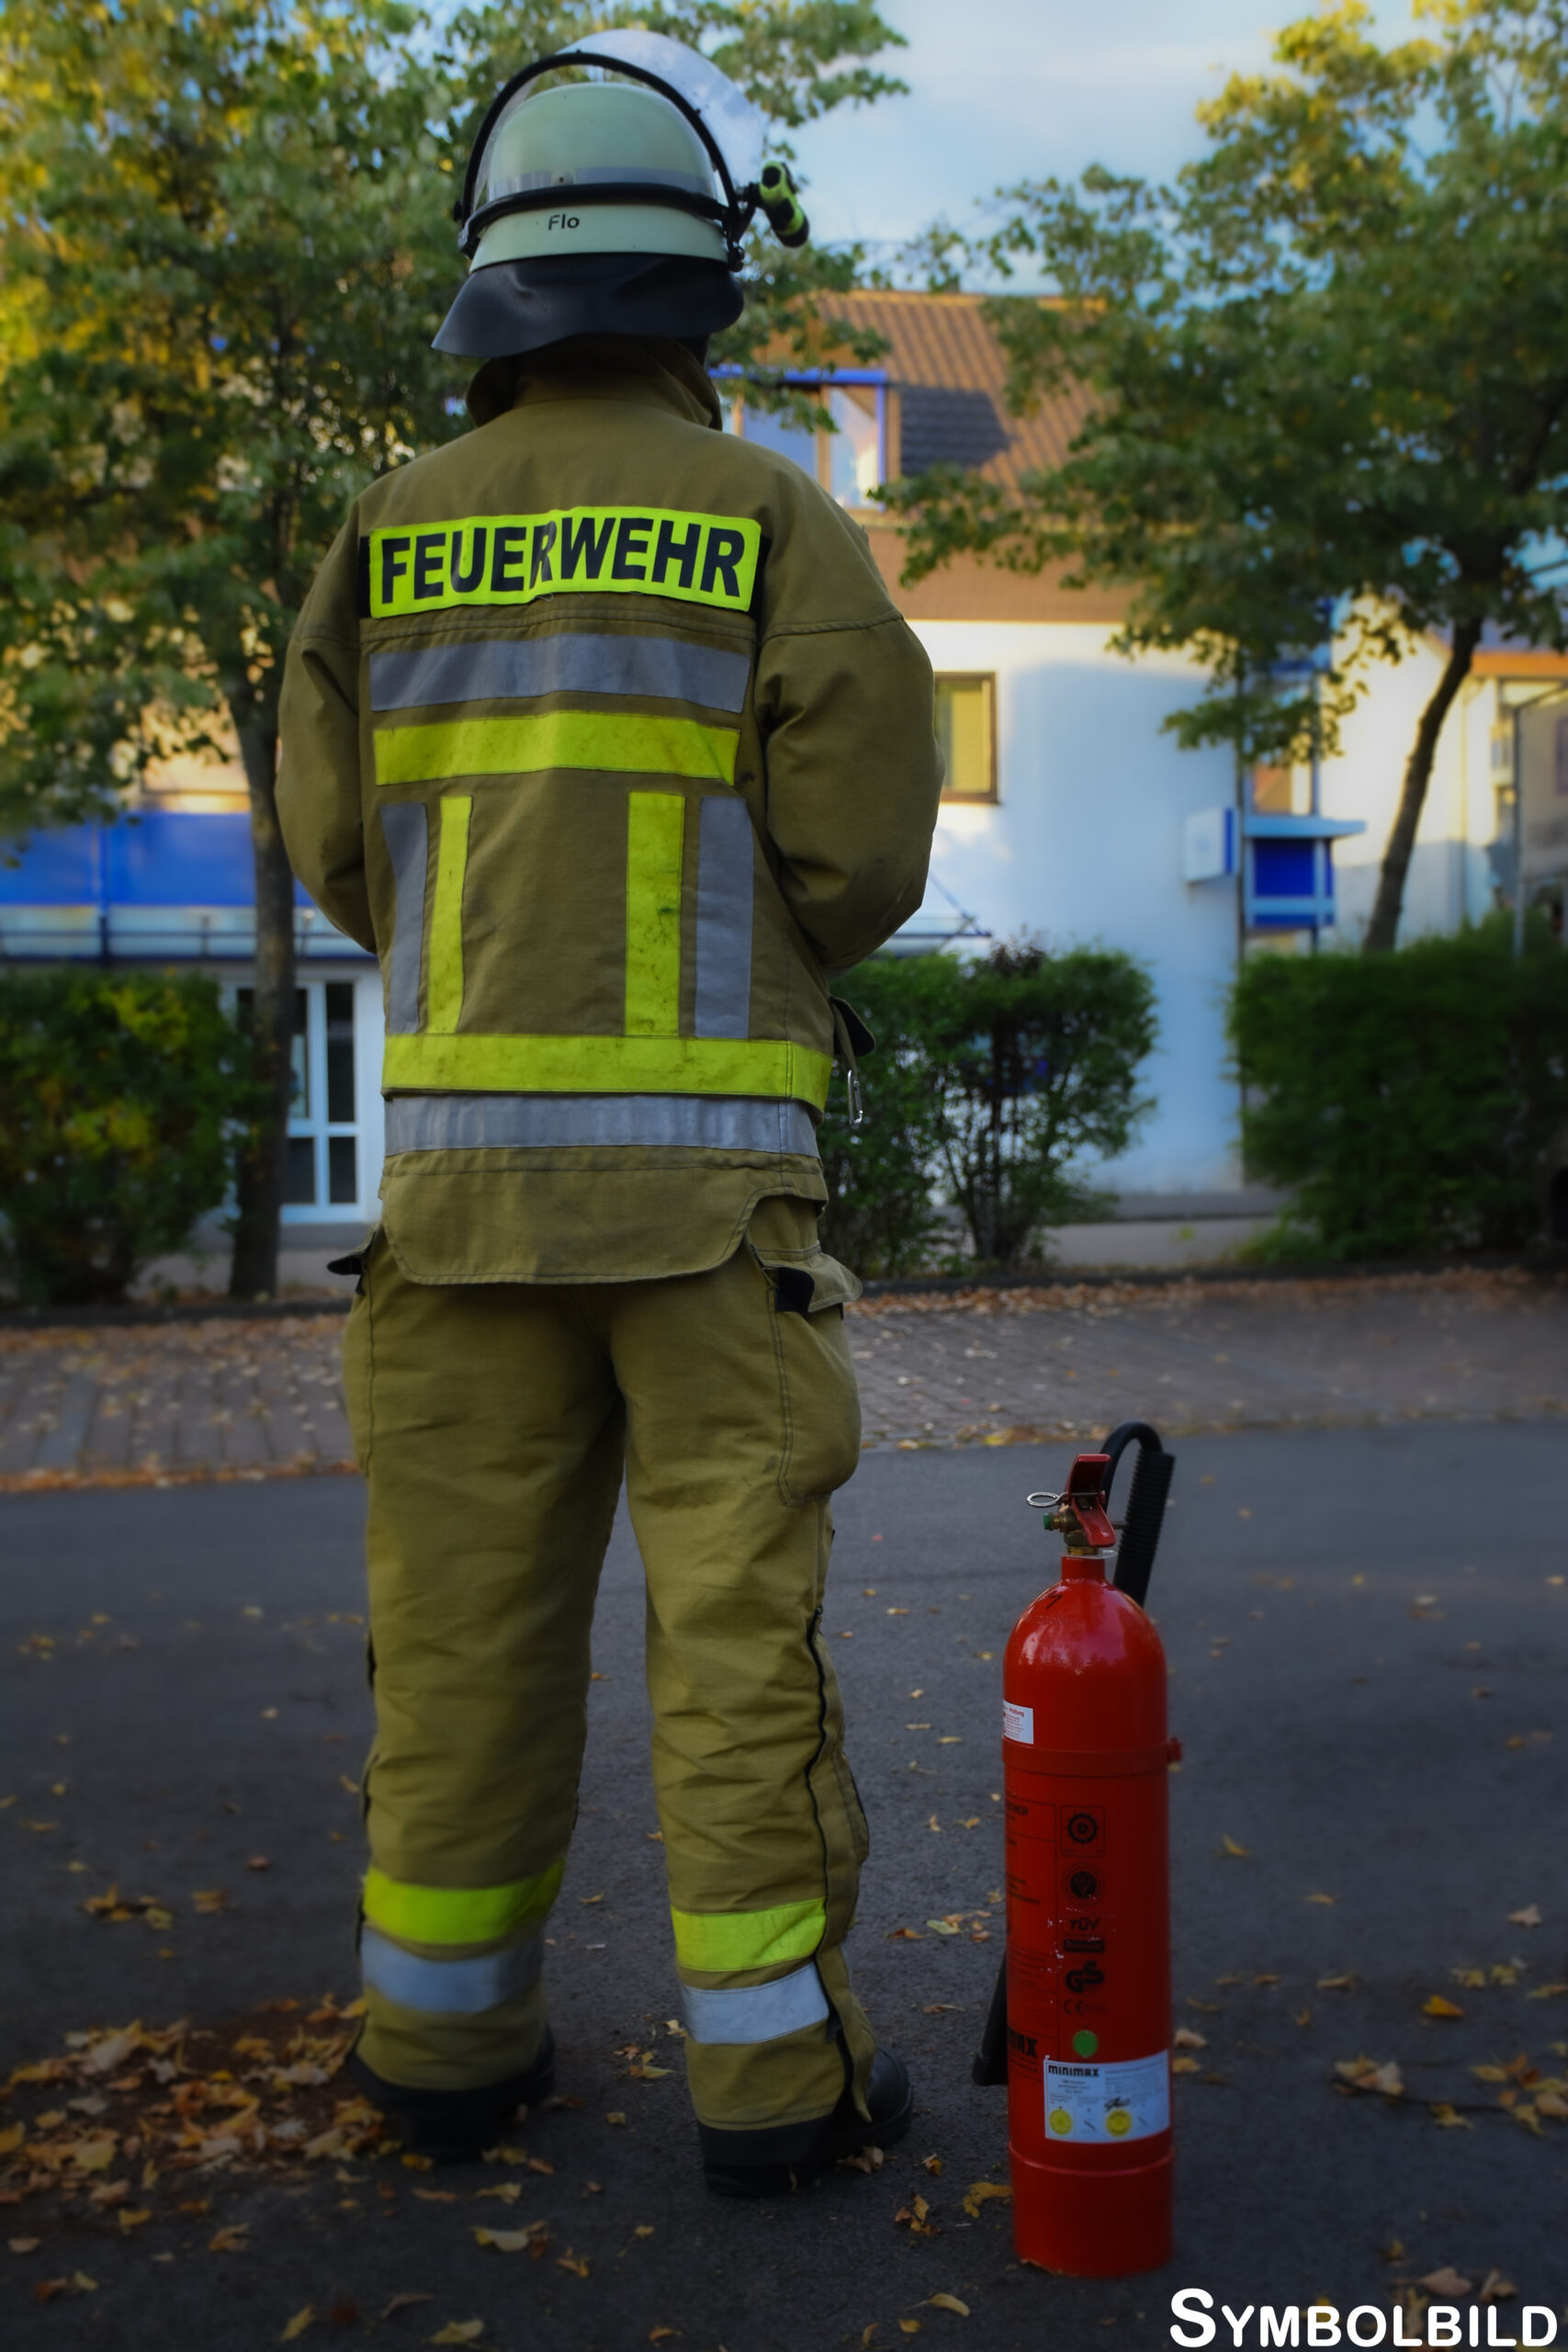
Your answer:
[0,970,259,1305]
[1229,923,1568,1261]
[820,940,1157,1275]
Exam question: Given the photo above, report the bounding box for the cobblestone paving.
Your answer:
[0,1314,354,1490]
[850,1268,1568,1447]
[0,1270,1562,1490]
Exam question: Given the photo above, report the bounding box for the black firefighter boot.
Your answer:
[699,2046,913,2199]
[348,2026,557,2165]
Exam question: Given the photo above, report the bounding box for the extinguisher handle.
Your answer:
[972,1951,1010,2086]
[1102,1419,1176,1611]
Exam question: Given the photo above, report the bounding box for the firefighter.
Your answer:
[276,30,943,2197]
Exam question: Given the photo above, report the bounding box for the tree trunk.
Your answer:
[230,715,295,1299]
[1362,618,1483,953]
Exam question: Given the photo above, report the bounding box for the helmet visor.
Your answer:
[569,28,765,189]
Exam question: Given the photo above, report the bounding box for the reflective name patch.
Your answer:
[366,509,762,617]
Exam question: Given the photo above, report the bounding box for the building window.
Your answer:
[936,674,997,802]
[237,979,361,1212]
[730,384,883,509]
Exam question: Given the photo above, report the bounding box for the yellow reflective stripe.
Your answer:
[625,793,685,1036]
[363,1857,564,1948]
[671,1898,826,1975]
[426,797,470,1035]
[382,1031,832,1109]
[374,712,739,788]
[367,509,762,618]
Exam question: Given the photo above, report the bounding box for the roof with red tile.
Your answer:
[809,288,1089,489]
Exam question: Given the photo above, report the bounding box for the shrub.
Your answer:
[818,956,952,1275]
[1229,922,1568,1260]
[920,941,1157,1268]
[821,939,1158,1275]
[0,970,258,1305]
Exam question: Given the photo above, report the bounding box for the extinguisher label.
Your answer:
[1043,2053,1170,2144]
[1002,1701,1034,1744]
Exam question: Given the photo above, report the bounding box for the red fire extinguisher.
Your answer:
[973,1422,1179,2278]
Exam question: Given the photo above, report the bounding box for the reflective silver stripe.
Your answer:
[370,634,750,715]
[378,802,429,1035]
[361,1925,542,2016]
[384,1093,818,1155]
[693,795,755,1040]
[681,1962,830,2046]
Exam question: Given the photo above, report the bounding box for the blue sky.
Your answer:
[788,0,1427,255]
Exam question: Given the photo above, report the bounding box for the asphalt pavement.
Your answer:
[2,1422,1566,2351]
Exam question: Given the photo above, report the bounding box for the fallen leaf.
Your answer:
[556,2249,589,2278]
[1306,1893,1336,1905]
[920,2154,942,2176]
[209,2225,249,2252]
[280,2311,315,2342]
[429,2327,485,2347]
[0,2123,23,2157]
[1317,1974,1356,1990]
[962,2181,1012,2219]
[1171,2056,1201,2075]
[1219,1837,1248,1858]
[1428,2104,1473,2130]
[1335,2058,1404,2098]
[929,2294,970,2315]
[1507,1905,1543,1928]
[1536,2091,1568,2119]
[1419,2268,1473,2296]
[1479,2273,1517,2304]
[925,1920,959,1937]
[604,2112,626,2126]
[634,2223,655,2238]
[1173,2029,1207,2051]
[1424,1996,1465,2020]
[192,1889,229,1916]
[247,1858,271,1873]
[8,2238,40,2255]
[473,2228,540,2254]
[339,1778,358,1795]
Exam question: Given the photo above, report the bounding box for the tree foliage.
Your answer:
[1230,917,1568,1259]
[0,970,259,1305]
[0,0,903,1290]
[885,0,1568,948]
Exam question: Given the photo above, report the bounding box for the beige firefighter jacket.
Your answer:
[277,335,942,1282]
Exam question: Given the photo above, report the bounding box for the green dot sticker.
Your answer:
[1072,2030,1100,2058]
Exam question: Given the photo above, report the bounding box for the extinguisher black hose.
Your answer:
[1102,1419,1176,1611]
[975,1421,1176,2089]
[972,1953,1010,2086]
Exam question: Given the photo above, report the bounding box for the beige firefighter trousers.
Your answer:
[340,1200,877,2132]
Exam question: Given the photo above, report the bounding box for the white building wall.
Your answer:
[1324,639,1504,944]
[908,622,1243,1194]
